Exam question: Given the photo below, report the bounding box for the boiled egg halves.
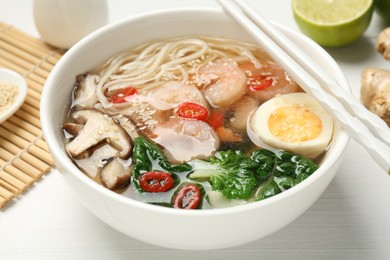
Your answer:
[250,93,333,159]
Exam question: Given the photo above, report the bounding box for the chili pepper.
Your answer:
[177,102,209,121]
[248,76,273,91]
[109,87,137,103]
[206,110,224,129]
[172,183,202,209]
[139,171,174,192]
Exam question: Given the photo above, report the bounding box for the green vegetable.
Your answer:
[132,136,192,191]
[250,149,276,182]
[131,136,319,206]
[207,190,245,208]
[251,149,319,201]
[189,150,259,200]
[253,179,282,201]
[189,149,319,203]
[274,176,297,190]
[251,150,318,179]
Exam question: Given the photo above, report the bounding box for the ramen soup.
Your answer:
[62,36,334,209]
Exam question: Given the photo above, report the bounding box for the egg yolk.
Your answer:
[268,106,322,143]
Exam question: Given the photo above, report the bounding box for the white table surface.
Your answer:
[1,0,390,259]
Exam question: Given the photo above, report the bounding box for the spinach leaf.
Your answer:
[251,149,319,201]
[132,136,192,191]
[253,180,282,201]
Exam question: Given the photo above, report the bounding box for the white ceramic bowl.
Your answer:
[0,68,27,124]
[41,8,350,250]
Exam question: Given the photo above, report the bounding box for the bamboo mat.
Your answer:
[0,21,65,209]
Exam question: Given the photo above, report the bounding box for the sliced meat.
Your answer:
[151,117,220,163]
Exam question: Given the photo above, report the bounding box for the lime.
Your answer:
[376,0,390,23]
[292,0,374,47]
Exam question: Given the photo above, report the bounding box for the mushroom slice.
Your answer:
[63,122,84,136]
[66,110,131,158]
[113,115,139,140]
[72,73,100,109]
[75,144,119,179]
[100,158,131,190]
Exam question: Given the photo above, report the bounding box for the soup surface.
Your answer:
[62,36,333,209]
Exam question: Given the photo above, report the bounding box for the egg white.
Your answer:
[250,92,334,159]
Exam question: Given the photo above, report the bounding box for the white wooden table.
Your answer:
[1,1,390,259]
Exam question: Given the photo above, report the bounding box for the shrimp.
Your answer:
[240,62,303,104]
[144,81,208,110]
[196,60,247,107]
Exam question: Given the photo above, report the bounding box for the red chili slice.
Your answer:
[139,171,174,192]
[172,184,201,209]
[109,87,137,103]
[248,76,273,91]
[177,102,209,121]
[206,110,224,129]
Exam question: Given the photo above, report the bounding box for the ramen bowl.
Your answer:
[41,8,349,250]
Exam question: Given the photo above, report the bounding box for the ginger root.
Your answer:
[376,27,390,61]
[361,67,390,127]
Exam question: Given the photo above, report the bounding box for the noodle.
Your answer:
[93,36,267,107]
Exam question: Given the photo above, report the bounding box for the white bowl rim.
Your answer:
[41,7,350,217]
[0,68,27,124]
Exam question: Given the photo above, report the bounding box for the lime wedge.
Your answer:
[292,0,374,47]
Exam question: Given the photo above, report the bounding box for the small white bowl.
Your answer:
[41,8,350,250]
[0,68,27,124]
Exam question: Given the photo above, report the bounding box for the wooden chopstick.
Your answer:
[217,0,390,174]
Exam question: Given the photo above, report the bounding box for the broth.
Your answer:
[62,36,331,209]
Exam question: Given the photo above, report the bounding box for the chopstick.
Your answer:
[233,0,390,147]
[217,0,390,174]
